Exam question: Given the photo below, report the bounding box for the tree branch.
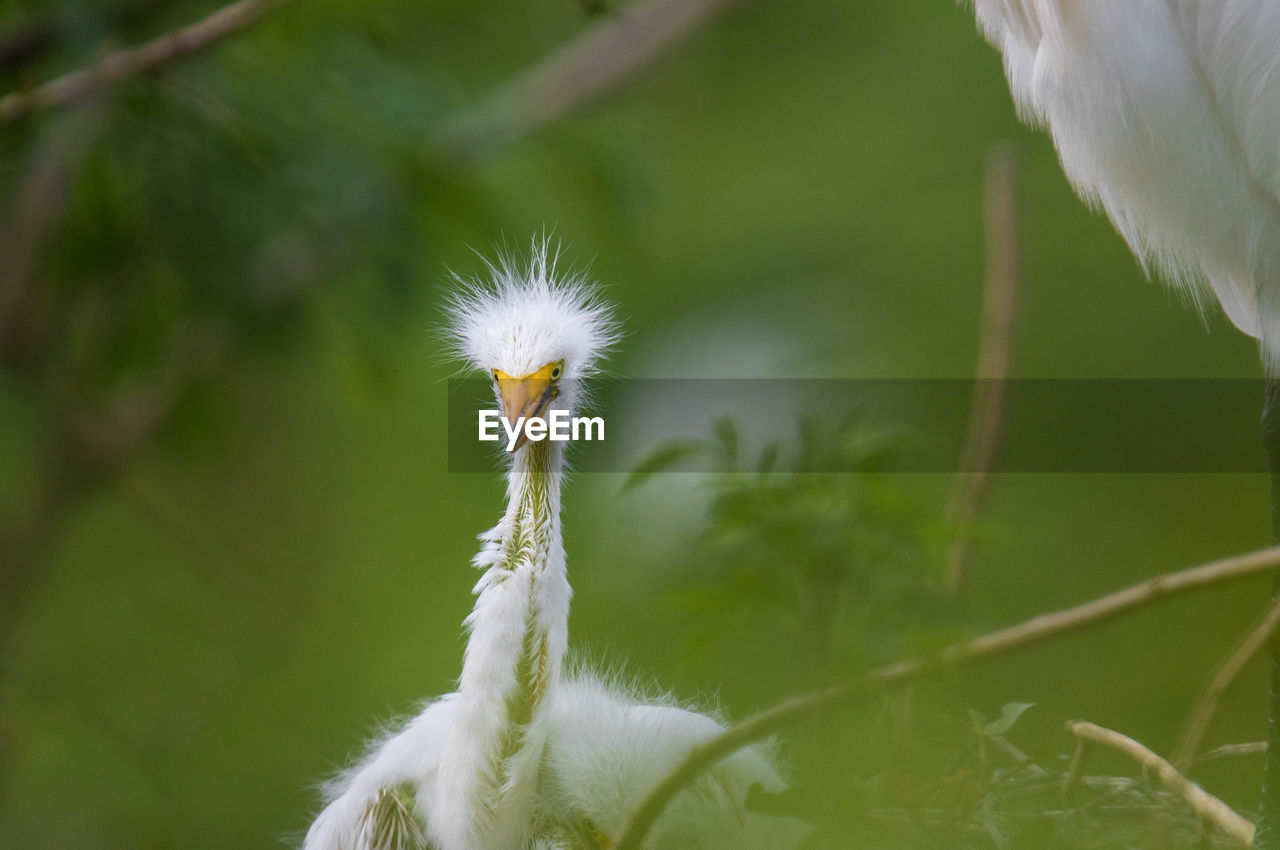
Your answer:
[0,0,288,123]
[1198,742,1268,766]
[613,544,1280,850]
[1176,596,1280,771]
[1067,719,1255,846]
[947,142,1020,595]
[436,0,744,161]
[0,0,179,74]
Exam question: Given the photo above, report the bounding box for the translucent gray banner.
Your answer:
[445,378,1269,473]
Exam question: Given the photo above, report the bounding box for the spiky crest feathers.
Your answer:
[447,241,619,394]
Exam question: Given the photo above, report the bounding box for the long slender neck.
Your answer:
[431,440,570,850]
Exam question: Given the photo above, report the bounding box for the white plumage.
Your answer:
[304,243,804,850]
[972,0,1280,370]
[972,3,1280,842]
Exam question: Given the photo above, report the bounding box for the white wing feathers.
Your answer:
[973,0,1280,369]
[542,676,808,849]
[305,698,458,850]
[304,679,806,850]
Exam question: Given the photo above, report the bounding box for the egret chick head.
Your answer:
[448,241,619,447]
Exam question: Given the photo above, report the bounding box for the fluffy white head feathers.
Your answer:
[448,241,619,415]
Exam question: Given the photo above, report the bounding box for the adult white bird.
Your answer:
[971,1,1280,368]
[303,245,803,850]
[969,1,1280,842]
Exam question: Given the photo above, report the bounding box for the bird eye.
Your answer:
[550,361,564,382]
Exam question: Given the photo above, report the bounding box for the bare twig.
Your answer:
[879,545,1280,679]
[0,0,288,123]
[437,0,744,160]
[612,544,1280,850]
[1063,737,1089,801]
[946,142,1019,596]
[1067,720,1255,846]
[1176,597,1280,771]
[1198,743,1269,766]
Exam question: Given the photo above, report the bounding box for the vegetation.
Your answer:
[0,1,1270,848]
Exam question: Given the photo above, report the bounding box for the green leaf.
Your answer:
[982,702,1036,737]
[624,439,707,489]
[710,416,739,469]
[757,440,780,474]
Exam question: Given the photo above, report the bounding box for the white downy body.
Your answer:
[304,246,805,850]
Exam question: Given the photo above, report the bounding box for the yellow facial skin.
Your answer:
[493,359,565,453]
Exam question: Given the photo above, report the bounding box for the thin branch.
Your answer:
[1176,596,1280,771]
[1198,743,1269,766]
[946,141,1020,596]
[0,0,288,123]
[436,0,743,160]
[1063,737,1089,801]
[1066,720,1255,846]
[612,544,1280,850]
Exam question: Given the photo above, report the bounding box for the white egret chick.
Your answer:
[303,243,803,850]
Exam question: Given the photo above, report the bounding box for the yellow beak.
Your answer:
[495,362,560,453]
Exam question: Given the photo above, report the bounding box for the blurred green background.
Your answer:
[0,0,1272,847]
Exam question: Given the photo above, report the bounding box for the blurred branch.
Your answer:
[0,0,288,123]
[0,322,227,656]
[1066,719,1255,846]
[0,0,178,74]
[613,544,1280,850]
[0,102,108,360]
[1062,736,1088,801]
[946,142,1019,596]
[1175,596,1280,770]
[123,478,306,622]
[1199,742,1269,766]
[0,662,186,815]
[436,0,745,160]
[0,463,95,662]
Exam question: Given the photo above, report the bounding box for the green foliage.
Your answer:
[635,418,1260,848]
[971,701,1036,739]
[804,699,1250,850]
[0,1,1269,848]
[632,415,950,670]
